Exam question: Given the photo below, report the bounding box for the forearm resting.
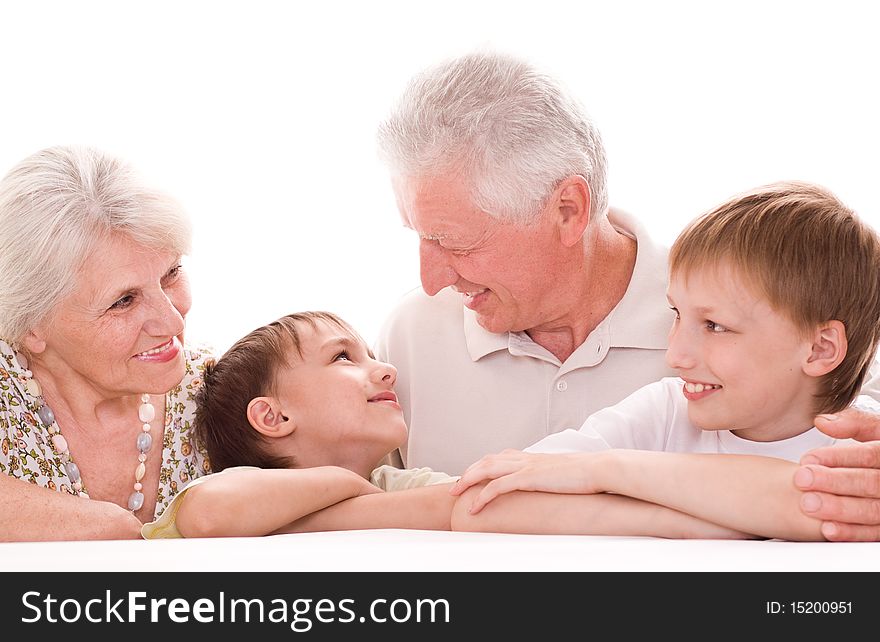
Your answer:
[600,451,824,541]
[280,483,456,534]
[0,475,141,541]
[451,484,752,539]
[175,467,372,538]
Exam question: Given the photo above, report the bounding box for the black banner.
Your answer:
[1,572,873,637]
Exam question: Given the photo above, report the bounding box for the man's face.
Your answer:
[393,174,566,334]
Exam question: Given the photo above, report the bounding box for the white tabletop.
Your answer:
[3,530,877,572]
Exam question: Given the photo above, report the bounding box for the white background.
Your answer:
[2,0,878,354]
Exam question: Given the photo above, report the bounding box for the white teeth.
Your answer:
[138,341,172,356]
[685,382,720,393]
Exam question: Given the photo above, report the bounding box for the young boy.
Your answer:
[142,311,746,539]
[142,312,455,538]
[450,181,880,541]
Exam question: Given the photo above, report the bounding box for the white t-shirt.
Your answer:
[527,377,862,460]
[375,209,674,475]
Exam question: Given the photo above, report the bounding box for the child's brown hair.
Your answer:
[194,311,363,471]
[669,181,880,413]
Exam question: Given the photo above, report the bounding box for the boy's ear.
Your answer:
[246,397,295,438]
[803,320,847,377]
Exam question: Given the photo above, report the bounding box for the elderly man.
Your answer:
[374,51,880,541]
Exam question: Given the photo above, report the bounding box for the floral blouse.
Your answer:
[0,338,214,520]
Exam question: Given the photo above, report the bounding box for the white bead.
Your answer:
[142,423,151,432]
[135,462,146,481]
[138,402,155,423]
[26,378,41,397]
[51,434,68,453]
[141,393,151,403]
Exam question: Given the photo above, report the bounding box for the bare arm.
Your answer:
[453,449,821,540]
[174,467,380,538]
[279,483,456,534]
[0,474,142,541]
[593,450,822,541]
[451,483,752,539]
[796,408,880,541]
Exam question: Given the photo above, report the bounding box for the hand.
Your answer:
[448,449,606,514]
[795,407,880,541]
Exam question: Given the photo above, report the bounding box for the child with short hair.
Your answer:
[142,312,455,538]
[450,181,880,541]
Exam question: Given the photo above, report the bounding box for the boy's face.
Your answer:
[272,320,408,473]
[665,263,818,441]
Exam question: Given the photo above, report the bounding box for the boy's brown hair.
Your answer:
[669,181,880,414]
[194,311,363,472]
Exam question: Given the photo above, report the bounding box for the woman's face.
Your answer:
[26,233,192,398]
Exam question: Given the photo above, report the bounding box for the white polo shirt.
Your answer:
[375,209,675,475]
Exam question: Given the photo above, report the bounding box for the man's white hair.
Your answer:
[0,145,192,345]
[377,50,608,225]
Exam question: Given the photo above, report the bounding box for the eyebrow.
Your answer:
[93,258,182,306]
[320,336,374,358]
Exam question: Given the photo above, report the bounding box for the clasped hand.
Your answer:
[449,449,609,514]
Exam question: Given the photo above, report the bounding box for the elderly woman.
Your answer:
[0,146,213,541]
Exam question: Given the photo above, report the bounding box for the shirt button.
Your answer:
[556,380,568,392]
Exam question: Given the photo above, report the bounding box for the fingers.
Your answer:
[449,452,530,496]
[813,408,880,442]
[468,476,531,515]
[820,521,880,542]
[795,461,880,497]
[798,489,880,526]
[799,442,880,469]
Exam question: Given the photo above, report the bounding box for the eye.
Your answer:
[109,294,135,311]
[333,351,352,362]
[706,321,728,333]
[163,264,183,283]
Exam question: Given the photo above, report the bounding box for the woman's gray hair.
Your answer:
[377,51,608,226]
[0,146,192,345]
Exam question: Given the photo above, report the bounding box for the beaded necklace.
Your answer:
[15,351,155,512]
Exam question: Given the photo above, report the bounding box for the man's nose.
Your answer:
[419,239,458,296]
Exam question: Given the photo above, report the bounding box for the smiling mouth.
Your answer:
[135,339,174,358]
[684,382,722,393]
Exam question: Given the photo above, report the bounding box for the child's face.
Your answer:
[665,263,818,441]
[272,320,408,473]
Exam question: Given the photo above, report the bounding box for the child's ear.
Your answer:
[246,397,295,438]
[803,320,847,377]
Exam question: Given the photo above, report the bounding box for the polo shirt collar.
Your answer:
[462,207,671,362]
[604,208,672,350]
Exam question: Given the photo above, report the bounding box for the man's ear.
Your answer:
[551,175,591,248]
[246,397,295,438]
[803,320,847,377]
